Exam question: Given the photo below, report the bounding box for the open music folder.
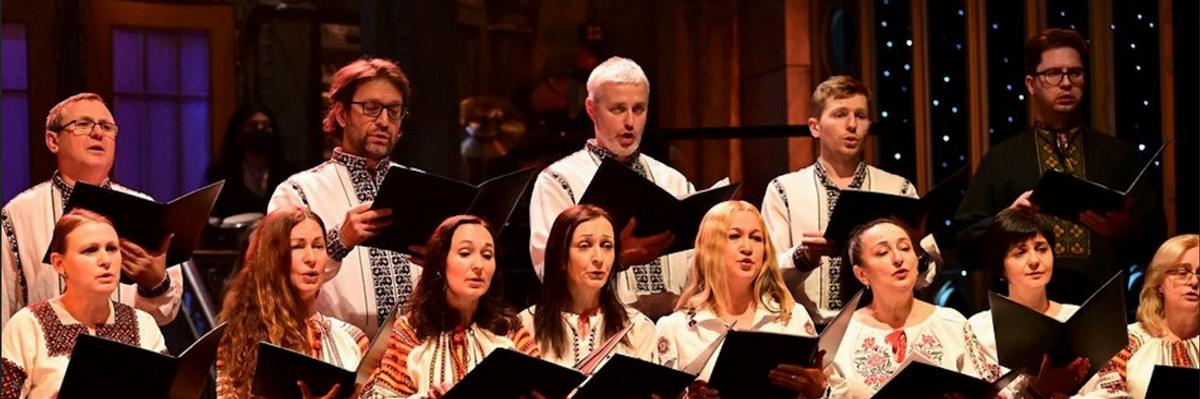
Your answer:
[1029,140,1168,222]
[707,292,862,399]
[870,353,1023,399]
[361,166,536,255]
[41,180,224,284]
[988,271,1128,377]
[57,323,227,399]
[251,304,400,399]
[579,157,740,255]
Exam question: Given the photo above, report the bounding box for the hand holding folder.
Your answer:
[42,181,225,284]
[579,158,741,256]
[988,272,1128,378]
[707,292,861,399]
[361,167,536,255]
[57,323,227,399]
[1029,141,1168,222]
[251,305,401,399]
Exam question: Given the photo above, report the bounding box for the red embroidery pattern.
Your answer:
[1,357,26,399]
[1096,335,1141,394]
[1169,340,1198,368]
[963,323,1000,381]
[30,301,140,358]
[853,337,896,390]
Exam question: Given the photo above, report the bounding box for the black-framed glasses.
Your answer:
[351,101,408,121]
[1035,67,1085,85]
[59,119,119,137]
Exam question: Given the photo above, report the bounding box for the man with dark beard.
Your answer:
[269,58,420,335]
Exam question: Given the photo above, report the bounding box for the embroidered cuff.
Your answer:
[137,275,172,298]
[792,245,820,272]
[326,227,352,261]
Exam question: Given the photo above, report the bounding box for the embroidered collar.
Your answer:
[586,140,642,168]
[52,171,113,209]
[1032,123,1084,151]
[813,160,868,192]
[330,147,388,172]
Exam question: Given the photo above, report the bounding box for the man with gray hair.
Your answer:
[529,56,694,318]
[2,93,183,326]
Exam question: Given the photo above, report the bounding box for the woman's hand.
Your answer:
[298,381,341,399]
[685,380,720,399]
[1030,354,1090,397]
[768,350,828,399]
[427,382,453,399]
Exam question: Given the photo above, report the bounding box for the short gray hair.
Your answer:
[46,93,105,131]
[586,56,649,102]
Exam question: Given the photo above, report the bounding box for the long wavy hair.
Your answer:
[533,204,629,358]
[1138,234,1200,337]
[216,207,326,399]
[676,201,796,323]
[407,215,519,340]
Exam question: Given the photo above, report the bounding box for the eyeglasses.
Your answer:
[1165,267,1199,283]
[1035,67,1086,85]
[351,101,408,121]
[59,119,119,137]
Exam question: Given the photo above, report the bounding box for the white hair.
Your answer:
[586,56,649,102]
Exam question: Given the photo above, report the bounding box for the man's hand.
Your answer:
[408,245,429,267]
[633,292,680,320]
[1009,190,1041,212]
[684,380,720,399]
[1079,198,1133,239]
[298,381,351,399]
[619,218,674,269]
[339,203,393,248]
[120,234,171,289]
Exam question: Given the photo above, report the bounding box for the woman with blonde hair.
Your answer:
[655,200,827,399]
[1077,234,1198,399]
[1,209,166,398]
[216,206,368,399]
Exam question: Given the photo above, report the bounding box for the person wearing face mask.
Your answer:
[269,58,422,336]
[826,218,998,398]
[2,93,182,327]
[207,103,298,219]
[360,215,541,399]
[760,75,939,326]
[1,209,167,399]
[955,28,1166,305]
[214,207,368,399]
[529,56,697,320]
[519,204,656,367]
[1074,234,1198,399]
[655,201,829,399]
[968,209,1090,399]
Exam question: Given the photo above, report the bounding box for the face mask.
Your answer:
[243,127,274,154]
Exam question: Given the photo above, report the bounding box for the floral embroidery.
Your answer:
[657,336,671,355]
[963,323,1000,381]
[1,357,26,399]
[910,333,945,366]
[853,337,895,390]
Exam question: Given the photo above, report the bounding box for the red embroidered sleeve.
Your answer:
[1,357,26,399]
[1095,335,1142,395]
[364,318,421,397]
[508,325,541,357]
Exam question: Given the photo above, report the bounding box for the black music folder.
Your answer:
[42,181,225,283]
[252,304,399,399]
[707,292,861,399]
[1029,141,1168,221]
[572,354,696,399]
[822,168,968,245]
[870,356,1022,399]
[441,348,587,399]
[361,166,536,255]
[58,323,227,399]
[989,272,1128,377]
[1144,365,1200,399]
[579,158,740,255]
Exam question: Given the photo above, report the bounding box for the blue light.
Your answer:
[1137,14,1143,20]
[901,86,909,92]
[1002,57,1009,64]
[884,70,891,77]
[959,155,966,161]
[1060,11,1066,17]
[1136,65,1142,71]
[886,41,894,48]
[1139,144,1147,151]
[1143,100,1150,106]
[1007,116,1014,123]
[951,107,959,114]
[1018,94,1025,101]
[904,64,911,71]
[894,153,902,160]
[943,76,950,83]
[1006,84,1013,91]
[933,100,940,106]
[882,111,890,118]
[1131,43,1137,49]
[1069,24,1076,30]
[906,39,913,47]
[945,220,952,227]
[942,135,950,142]
[881,21,889,27]
[991,23,998,30]
[956,43,963,50]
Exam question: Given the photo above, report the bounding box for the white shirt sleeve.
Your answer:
[1,211,22,327]
[528,172,574,282]
[132,265,184,326]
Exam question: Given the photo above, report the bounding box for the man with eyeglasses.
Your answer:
[2,93,183,326]
[268,58,420,336]
[955,29,1166,304]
